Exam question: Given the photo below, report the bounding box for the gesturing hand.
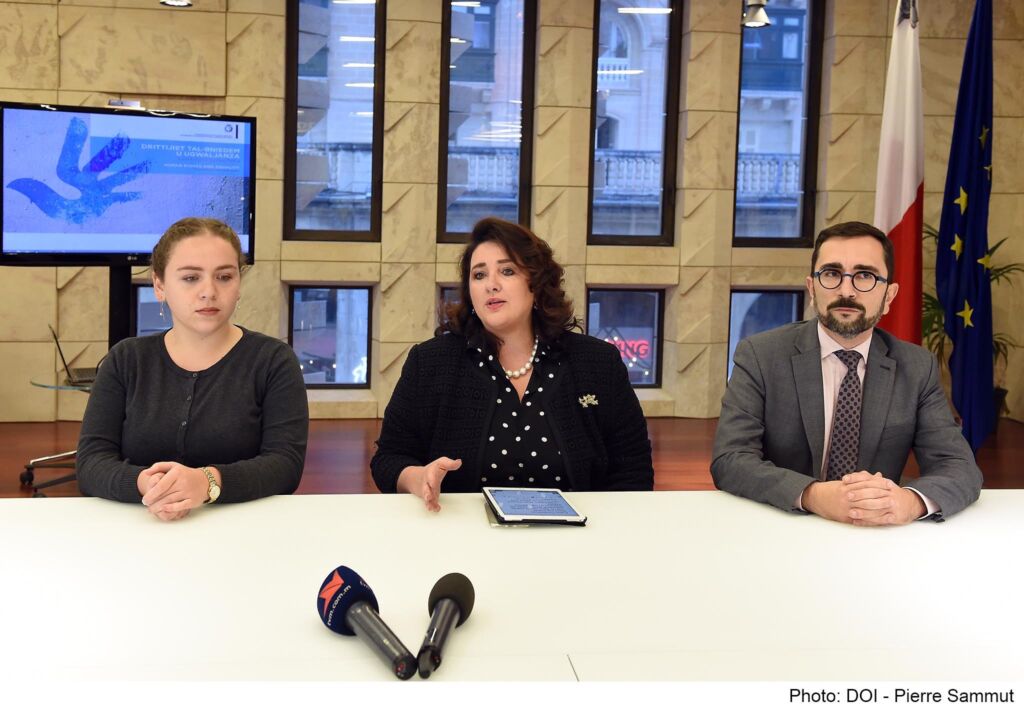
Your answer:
[397,457,463,512]
[138,462,212,522]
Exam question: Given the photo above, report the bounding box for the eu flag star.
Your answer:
[954,186,968,214]
[983,164,992,181]
[956,300,974,328]
[977,253,992,271]
[979,125,989,150]
[951,234,964,259]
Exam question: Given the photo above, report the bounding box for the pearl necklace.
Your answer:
[503,338,539,379]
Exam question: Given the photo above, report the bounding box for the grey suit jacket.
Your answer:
[711,320,982,520]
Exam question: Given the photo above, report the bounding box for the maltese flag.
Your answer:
[874,0,924,344]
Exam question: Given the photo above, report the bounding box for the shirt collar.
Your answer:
[816,321,872,364]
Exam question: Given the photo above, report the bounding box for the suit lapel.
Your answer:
[858,334,895,469]
[792,321,826,479]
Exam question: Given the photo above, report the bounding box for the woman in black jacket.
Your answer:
[371,217,653,511]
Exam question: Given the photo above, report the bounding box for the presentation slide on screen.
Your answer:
[2,108,251,255]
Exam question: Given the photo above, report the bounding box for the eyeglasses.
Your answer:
[812,268,889,293]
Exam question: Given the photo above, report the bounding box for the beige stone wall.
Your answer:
[0,0,1021,423]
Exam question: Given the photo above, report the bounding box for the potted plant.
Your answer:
[922,224,1023,418]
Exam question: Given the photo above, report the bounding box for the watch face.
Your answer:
[210,485,221,502]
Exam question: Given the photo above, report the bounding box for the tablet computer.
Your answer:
[482,487,587,526]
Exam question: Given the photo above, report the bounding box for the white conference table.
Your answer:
[1,490,1022,682]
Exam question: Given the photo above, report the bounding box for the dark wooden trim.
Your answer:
[800,0,826,247]
[369,0,387,242]
[282,0,299,242]
[659,0,684,246]
[585,0,600,246]
[436,3,454,244]
[518,0,537,230]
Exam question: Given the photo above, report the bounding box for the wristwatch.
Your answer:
[201,466,221,504]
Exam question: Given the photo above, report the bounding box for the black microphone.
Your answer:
[417,572,475,678]
[316,566,417,680]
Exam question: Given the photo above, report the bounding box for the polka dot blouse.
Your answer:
[476,345,568,490]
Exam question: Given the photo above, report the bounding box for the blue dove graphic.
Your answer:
[6,117,151,225]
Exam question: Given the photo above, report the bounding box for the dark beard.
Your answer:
[817,297,883,338]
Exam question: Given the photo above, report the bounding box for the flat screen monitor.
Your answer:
[0,102,256,266]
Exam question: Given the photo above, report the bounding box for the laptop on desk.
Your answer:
[49,326,98,386]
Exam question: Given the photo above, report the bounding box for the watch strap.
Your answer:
[201,466,218,504]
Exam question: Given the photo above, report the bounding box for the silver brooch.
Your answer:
[578,394,598,408]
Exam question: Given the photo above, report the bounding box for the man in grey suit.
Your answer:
[712,221,982,524]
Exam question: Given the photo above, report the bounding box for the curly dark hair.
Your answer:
[438,217,581,351]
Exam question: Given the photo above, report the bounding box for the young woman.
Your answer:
[76,218,308,521]
[371,217,653,511]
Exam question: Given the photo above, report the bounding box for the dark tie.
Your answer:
[826,349,863,481]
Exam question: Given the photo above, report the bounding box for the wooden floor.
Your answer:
[2,417,1021,499]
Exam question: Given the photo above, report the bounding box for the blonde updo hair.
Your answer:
[151,217,245,279]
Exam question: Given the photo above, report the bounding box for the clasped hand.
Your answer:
[803,471,926,526]
[137,462,210,522]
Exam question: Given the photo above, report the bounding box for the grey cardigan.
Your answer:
[76,328,309,503]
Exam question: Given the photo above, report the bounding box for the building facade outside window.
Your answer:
[727,289,804,379]
[290,287,372,387]
[587,288,663,387]
[439,0,535,239]
[733,0,822,244]
[285,0,385,240]
[588,0,681,245]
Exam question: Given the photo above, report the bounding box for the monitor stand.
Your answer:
[108,265,133,350]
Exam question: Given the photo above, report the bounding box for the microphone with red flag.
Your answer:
[316,565,416,680]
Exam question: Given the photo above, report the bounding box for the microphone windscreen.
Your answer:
[427,572,475,625]
[317,565,379,636]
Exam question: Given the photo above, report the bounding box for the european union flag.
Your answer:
[935,0,994,451]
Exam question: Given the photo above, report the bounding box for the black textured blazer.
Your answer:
[371,331,654,493]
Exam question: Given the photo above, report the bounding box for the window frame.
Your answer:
[586,0,683,247]
[436,0,538,244]
[287,285,374,389]
[731,2,824,248]
[283,0,387,243]
[585,286,665,389]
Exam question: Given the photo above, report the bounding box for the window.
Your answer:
[285,0,386,241]
[438,0,535,240]
[727,289,804,379]
[588,0,682,244]
[586,289,663,387]
[733,0,823,244]
[133,286,171,337]
[290,287,372,387]
[438,285,461,328]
